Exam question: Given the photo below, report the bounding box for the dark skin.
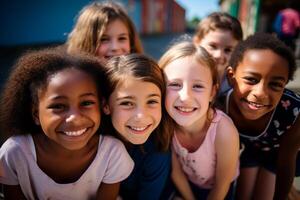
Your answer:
[229,93,300,200]
[274,116,300,200]
[3,133,119,200]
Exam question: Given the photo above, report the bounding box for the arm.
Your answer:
[96,182,120,200]
[274,116,300,200]
[171,151,196,200]
[207,117,239,200]
[3,184,26,200]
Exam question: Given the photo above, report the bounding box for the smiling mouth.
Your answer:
[244,99,269,109]
[127,125,151,133]
[64,128,88,136]
[175,106,196,113]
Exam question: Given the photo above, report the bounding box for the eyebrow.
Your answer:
[102,33,128,37]
[243,71,287,82]
[116,93,161,101]
[50,92,97,100]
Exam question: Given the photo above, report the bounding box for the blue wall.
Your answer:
[0,0,91,46]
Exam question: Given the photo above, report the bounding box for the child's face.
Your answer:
[96,19,130,63]
[164,57,216,132]
[104,77,162,144]
[35,68,101,150]
[228,49,289,120]
[195,29,238,80]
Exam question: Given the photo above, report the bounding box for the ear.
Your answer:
[102,99,111,115]
[227,66,235,87]
[32,105,40,125]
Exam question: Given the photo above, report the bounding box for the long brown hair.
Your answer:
[67,2,143,55]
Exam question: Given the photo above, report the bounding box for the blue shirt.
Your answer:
[120,136,171,200]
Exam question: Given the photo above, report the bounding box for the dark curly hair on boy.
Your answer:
[0,48,108,139]
[229,32,296,81]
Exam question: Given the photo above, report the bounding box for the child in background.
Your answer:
[159,41,240,200]
[220,33,300,200]
[66,1,143,63]
[102,54,173,200]
[193,12,243,94]
[0,49,133,200]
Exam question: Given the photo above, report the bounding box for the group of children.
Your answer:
[0,1,299,200]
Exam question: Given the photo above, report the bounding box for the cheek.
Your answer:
[123,42,131,53]
[165,91,175,110]
[153,106,162,122]
[96,45,108,56]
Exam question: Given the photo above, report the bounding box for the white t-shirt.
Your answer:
[0,134,134,200]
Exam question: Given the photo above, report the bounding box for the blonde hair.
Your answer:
[67,1,143,55]
[194,12,243,42]
[159,41,219,106]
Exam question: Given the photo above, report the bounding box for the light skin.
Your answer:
[227,49,290,200]
[104,77,162,145]
[164,56,239,200]
[194,29,238,81]
[3,68,118,200]
[96,19,130,62]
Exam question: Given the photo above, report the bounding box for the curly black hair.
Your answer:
[0,48,108,139]
[229,32,296,81]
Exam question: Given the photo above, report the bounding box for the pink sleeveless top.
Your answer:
[172,109,239,189]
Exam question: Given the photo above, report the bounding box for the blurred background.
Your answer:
[1,0,300,91]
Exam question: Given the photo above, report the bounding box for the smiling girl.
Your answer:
[102,54,173,200]
[66,1,143,63]
[159,41,239,200]
[220,33,300,200]
[0,49,133,200]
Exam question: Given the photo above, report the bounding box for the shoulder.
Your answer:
[214,109,239,142]
[0,135,30,155]
[100,135,126,150]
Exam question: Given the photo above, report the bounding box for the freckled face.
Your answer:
[35,68,101,150]
[228,49,289,120]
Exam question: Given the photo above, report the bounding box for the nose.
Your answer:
[212,49,226,65]
[110,39,120,52]
[253,82,268,99]
[134,106,146,120]
[178,86,191,102]
[66,108,82,123]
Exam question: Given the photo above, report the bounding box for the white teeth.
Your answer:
[64,128,87,136]
[176,106,194,112]
[248,101,265,108]
[129,126,148,131]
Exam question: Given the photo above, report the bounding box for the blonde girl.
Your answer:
[66,1,143,62]
[159,41,239,200]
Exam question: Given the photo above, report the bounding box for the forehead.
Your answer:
[236,49,289,78]
[42,68,96,93]
[164,56,212,80]
[115,77,161,94]
[201,29,238,45]
[103,19,128,34]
